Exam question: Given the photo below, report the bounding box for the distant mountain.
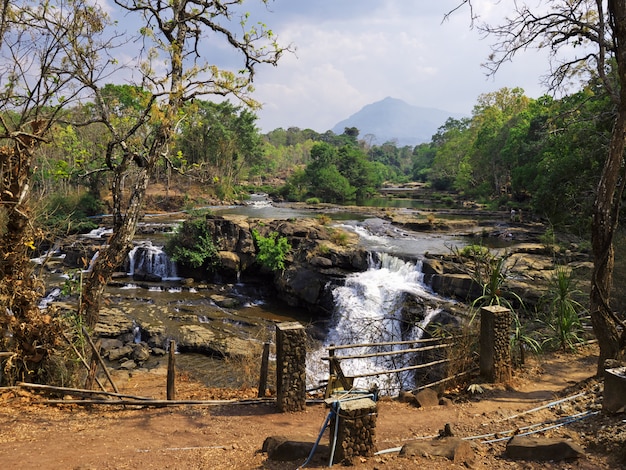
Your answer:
[332,97,464,147]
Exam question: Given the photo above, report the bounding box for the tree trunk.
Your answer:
[81,167,151,329]
[590,1,626,375]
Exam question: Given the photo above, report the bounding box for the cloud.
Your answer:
[246,0,552,132]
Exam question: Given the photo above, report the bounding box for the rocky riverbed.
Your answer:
[46,204,593,378]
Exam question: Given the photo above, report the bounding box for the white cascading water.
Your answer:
[127,241,178,280]
[308,252,442,395]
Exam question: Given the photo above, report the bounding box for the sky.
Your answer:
[238,0,556,133]
[105,1,561,134]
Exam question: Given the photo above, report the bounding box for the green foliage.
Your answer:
[252,229,291,272]
[42,192,101,234]
[541,266,586,351]
[329,228,349,246]
[315,214,331,225]
[165,217,219,270]
[306,197,321,205]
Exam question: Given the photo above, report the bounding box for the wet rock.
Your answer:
[210,294,240,308]
[505,436,585,461]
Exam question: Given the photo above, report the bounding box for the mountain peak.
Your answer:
[332,98,463,146]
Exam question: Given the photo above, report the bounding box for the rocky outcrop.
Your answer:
[202,215,369,316]
[421,243,592,309]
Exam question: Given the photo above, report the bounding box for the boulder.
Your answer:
[400,437,474,465]
[505,436,585,461]
[177,324,257,358]
[131,343,151,362]
[262,436,320,461]
[414,388,439,408]
[107,344,133,361]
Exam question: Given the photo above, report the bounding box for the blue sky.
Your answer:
[104,1,560,133]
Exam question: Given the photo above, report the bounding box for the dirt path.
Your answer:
[0,344,624,470]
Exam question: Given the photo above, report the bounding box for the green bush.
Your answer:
[541,266,586,351]
[43,192,102,234]
[252,229,291,272]
[165,217,219,269]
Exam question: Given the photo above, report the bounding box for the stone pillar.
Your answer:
[330,397,378,465]
[276,322,306,412]
[603,366,626,413]
[479,305,512,383]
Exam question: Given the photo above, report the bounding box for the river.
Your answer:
[43,196,471,392]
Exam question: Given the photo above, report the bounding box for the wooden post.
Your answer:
[257,342,270,398]
[479,305,512,383]
[167,339,176,400]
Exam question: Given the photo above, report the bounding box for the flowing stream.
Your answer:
[42,204,464,390]
[307,252,447,395]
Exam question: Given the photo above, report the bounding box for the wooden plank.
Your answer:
[348,358,450,379]
[257,342,270,398]
[321,342,453,361]
[326,336,464,351]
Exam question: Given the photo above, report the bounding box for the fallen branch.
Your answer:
[39,397,276,407]
[18,382,152,401]
[82,326,119,393]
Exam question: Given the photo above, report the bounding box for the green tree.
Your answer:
[456,0,626,372]
[77,0,286,330]
[178,100,262,197]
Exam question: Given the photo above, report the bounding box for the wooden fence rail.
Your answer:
[324,335,472,393]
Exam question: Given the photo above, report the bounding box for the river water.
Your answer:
[45,196,469,392]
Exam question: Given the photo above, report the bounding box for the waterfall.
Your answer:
[127,241,178,280]
[309,252,442,395]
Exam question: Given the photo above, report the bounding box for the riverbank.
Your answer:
[1,343,624,469]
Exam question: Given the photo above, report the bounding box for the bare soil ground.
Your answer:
[0,344,624,470]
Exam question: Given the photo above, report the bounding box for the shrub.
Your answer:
[329,229,349,246]
[165,217,219,269]
[252,229,291,272]
[541,265,586,351]
[315,214,332,225]
[42,192,102,234]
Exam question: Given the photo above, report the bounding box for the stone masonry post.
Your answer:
[276,322,306,412]
[479,305,512,383]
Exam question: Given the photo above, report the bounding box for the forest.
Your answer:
[34,79,613,236]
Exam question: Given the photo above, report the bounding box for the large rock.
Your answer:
[202,214,369,316]
[400,437,474,465]
[177,324,257,358]
[262,436,324,461]
[505,436,585,461]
